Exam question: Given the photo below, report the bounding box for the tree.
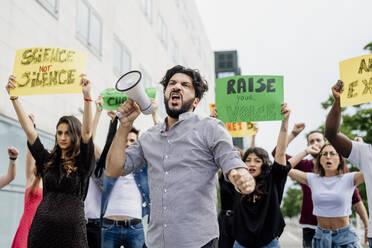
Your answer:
[364,42,372,53]
[281,185,302,218]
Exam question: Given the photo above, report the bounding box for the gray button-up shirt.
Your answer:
[124,112,246,248]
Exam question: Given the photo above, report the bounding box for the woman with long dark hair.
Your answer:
[289,143,364,247]
[6,74,95,248]
[233,103,291,248]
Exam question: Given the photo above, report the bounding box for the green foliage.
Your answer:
[281,186,302,218]
[364,42,372,53]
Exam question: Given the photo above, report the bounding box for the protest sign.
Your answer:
[100,87,156,110]
[209,103,256,137]
[340,54,372,107]
[215,75,284,123]
[10,47,87,96]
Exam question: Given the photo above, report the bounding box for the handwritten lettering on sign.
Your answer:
[340,54,372,107]
[11,47,87,96]
[209,103,256,137]
[101,88,157,110]
[215,75,284,123]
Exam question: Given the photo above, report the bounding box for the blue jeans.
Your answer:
[369,238,372,248]
[101,222,145,248]
[233,238,280,248]
[312,225,361,248]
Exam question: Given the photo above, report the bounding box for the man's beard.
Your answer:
[164,95,195,118]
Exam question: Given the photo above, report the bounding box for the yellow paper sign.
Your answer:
[10,47,87,96]
[209,104,256,137]
[340,54,372,107]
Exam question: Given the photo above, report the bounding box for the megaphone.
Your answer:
[115,70,154,119]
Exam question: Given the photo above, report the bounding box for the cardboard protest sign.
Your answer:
[339,54,372,107]
[10,47,87,96]
[100,87,156,110]
[215,75,284,123]
[209,103,256,137]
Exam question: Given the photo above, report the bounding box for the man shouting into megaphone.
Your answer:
[106,65,255,248]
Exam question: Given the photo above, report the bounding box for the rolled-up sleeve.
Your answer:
[123,139,146,176]
[207,119,247,178]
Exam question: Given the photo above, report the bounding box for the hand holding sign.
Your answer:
[6,75,16,95]
[117,99,141,127]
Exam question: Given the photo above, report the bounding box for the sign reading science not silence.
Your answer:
[216,75,284,123]
[10,47,87,96]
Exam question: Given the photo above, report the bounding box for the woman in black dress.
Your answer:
[6,74,95,248]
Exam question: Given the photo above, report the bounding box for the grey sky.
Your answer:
[195,0,372,157]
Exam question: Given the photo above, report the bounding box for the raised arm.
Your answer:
[274,103,290,165]
[288,169,308,185]
[324,80,352,157]
[80,74,93,144]
[92,95,104,141]
[6,75,37,144]
[289,145,320,168]
[287,123,305,146]
[0,147,18,189]
[354,171,364,187]
[151,99,159,125]
[249,122,258,148]
[106,99,141,178]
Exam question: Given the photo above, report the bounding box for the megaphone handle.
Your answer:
[116,112,124,119]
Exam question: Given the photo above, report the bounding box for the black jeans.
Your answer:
[142,238,218,248]
[87,219,101,248]
[302,228,315,248]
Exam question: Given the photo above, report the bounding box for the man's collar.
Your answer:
[160,112,195,134]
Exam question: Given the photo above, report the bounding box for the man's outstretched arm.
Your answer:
[324,80,352,158]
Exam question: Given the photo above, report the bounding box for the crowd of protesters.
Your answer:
[2,66,371,248]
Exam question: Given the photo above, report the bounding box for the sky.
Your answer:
[195,0,372,160]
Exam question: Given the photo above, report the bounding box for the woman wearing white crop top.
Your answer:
[289,143,364,248]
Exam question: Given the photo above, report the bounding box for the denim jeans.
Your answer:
[312,225,361,248]
[233,238,280,248]
[369,238,372,248]
[101,221,145,248]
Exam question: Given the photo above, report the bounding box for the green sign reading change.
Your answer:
[215,75,284,123]
[100,87,156,110]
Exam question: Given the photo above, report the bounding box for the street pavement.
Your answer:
[279,220,302,247]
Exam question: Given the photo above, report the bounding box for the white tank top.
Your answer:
[104,173,142,219]
[307,172,356,218]
[84,177,102,219]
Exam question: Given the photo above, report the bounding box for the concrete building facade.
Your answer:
[0,0,214,245]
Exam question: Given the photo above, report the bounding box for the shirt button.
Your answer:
[163,206,167,210]
[164,224,167,228]
[165,171,169,175]
[164,189,167,193]
[165,155,168,159]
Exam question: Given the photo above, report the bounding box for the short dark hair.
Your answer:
[306,130,325,141]
[160,65,209,100]
[129,127,139,138]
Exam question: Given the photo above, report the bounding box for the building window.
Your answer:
[113,37,131,76]
[158,15,168,48]
[217,71,235,78]
[76,0,102,56]
[171,38,179,65]
[37,0,59,17]
[141,0,152,22]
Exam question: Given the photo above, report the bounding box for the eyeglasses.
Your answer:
[320,151,338,157]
